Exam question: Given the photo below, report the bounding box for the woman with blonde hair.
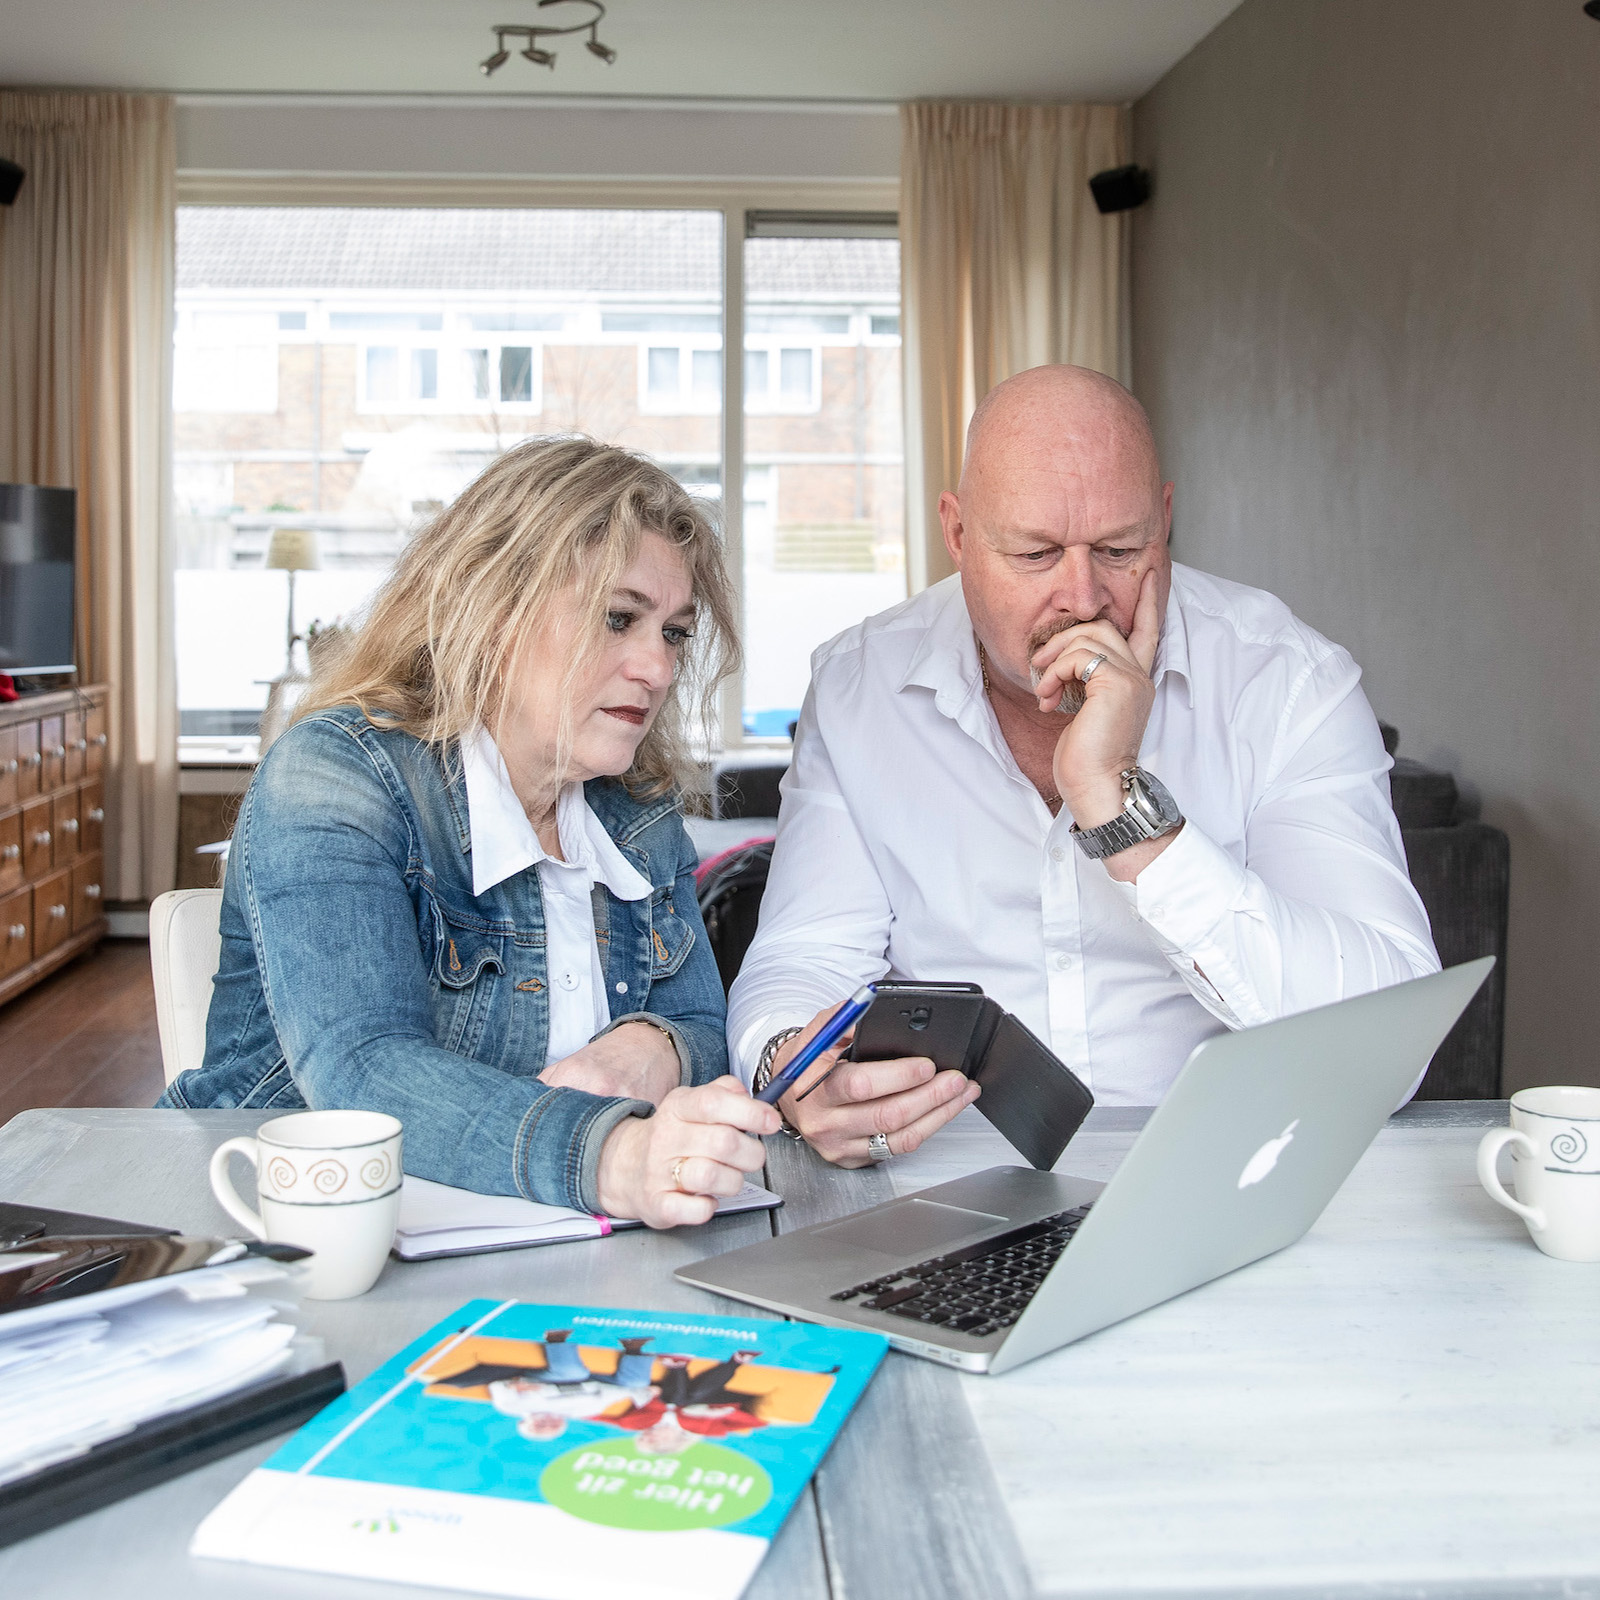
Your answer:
[161,438,779,1226]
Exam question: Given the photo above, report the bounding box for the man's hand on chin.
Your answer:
[1030,569,1179,883]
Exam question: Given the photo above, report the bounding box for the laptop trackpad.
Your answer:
[814,1199,1009,1259]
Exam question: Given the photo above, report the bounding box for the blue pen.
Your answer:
[755,984,876,1105]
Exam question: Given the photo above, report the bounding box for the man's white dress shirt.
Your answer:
[462,729,652,1067]
[727,564,1440,1104]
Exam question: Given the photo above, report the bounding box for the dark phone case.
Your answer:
[846,986,1094,1169]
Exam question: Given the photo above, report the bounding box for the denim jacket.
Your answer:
[158,707,728,1210]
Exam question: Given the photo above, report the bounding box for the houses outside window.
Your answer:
[171,204,903,755]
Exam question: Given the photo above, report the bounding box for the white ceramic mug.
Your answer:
[209,1109,403,1298]
[1477,1086,1600,1262]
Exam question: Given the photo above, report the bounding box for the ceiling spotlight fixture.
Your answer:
[478,0,616,77]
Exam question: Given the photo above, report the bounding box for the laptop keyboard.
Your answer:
[828,1204,1093,1339]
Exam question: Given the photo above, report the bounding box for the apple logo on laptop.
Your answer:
[1237,1120,1300,1189]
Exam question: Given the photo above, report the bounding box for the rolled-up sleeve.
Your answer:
[1117,653,1440,1027]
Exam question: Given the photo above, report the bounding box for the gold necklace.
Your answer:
[978,643,1062,813]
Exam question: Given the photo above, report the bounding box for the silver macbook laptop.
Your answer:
[679,959,1492,1375]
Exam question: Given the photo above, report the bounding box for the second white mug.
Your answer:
[1477,1085,1600,1262]
[209,1109,402,1298]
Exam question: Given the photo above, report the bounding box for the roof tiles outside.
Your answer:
[177,208,899,298]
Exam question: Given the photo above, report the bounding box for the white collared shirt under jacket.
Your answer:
[726,564,1441,1105]
[462,728,653,1068]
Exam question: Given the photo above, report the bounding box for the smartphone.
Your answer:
[845,981,1094,1170]
[845,981,988,1074]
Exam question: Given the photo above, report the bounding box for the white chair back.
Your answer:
[149,888,224,1084]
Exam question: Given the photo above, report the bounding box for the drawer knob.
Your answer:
[62,818,79,834]
[1,845,17,861]
[7,923,25,941]
[75,738,87,751]
[84,883,101,899]
[52,745,66,759]
[95,733,107,746]
[26,752,40,767]
[49,903,67,920]
[33,830,50,847]
[88,807,105,823]
[4,759,15,774]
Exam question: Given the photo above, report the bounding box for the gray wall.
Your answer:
[1131,0,1600,1093]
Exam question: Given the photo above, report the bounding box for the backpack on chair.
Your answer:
[694,838,775,995]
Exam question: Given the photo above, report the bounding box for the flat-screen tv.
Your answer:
[0,484,76,675]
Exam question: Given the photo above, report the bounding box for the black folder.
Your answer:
[0,1198,344,1548]
[0,1361,347,1550]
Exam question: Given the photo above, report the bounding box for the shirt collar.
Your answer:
[899,571,1194,711]
[461,727,652,902]
[1151,572,1194,708]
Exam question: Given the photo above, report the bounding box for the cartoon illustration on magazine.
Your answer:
[410,1327,840,1449]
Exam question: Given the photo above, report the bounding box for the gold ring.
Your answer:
[670,1156,688,1191]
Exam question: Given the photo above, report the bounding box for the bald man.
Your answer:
[727,365,1439,1168]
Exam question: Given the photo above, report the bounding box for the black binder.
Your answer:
[0,1361,347,1550]
[0,1199,344,1548]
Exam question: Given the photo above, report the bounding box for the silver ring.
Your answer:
[866,1132,893,1163]
[670,1156,688,1191]
[1080,652,1109,684]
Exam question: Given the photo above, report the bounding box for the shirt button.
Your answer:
[557,971,580,991]
[1050,846,1067,863]
[1053,952,1072,971]
[614,981,628,995]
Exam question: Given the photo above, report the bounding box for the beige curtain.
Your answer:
[0,91,178,902]
[900,102,1128,590]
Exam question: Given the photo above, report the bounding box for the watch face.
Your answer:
[1126,769,1182,830]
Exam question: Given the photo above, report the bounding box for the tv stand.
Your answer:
[0,685,109,1008]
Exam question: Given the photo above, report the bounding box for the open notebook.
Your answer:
[395,1177,782,1261]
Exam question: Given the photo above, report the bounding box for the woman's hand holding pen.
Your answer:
[596,1077,779,1229]
[771,1006,979,1168]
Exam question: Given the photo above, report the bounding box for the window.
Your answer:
[740,231,905,738]
[171,200,904,758]
[173,309,280,413]
[173,207,723,751]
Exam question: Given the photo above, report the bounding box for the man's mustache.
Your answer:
[1026,612,1124,658]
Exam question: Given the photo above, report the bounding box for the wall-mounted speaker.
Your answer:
[1088,164,1152,215]
[0,160,24,206]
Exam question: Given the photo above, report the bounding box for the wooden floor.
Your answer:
[0,940,165,1127]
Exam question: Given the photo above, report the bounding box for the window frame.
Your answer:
[173,175,900,753]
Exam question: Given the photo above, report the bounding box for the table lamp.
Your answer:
[264,527,320,675]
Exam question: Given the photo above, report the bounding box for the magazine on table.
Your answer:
[191,1299,887,1600]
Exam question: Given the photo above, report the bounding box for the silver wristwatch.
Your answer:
[1070,768,1184,860]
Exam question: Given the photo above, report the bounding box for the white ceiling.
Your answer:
[0,0,1241,103]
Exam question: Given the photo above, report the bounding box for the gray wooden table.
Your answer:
[3,1101,1596,1599]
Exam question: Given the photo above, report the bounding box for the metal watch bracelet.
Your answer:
[754,1026,807,1141]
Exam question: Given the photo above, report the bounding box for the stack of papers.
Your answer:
[0,1259,301,1486]
[395,1176,782,1261]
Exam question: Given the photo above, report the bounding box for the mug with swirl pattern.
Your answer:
[209,1110,403,1298]
[1477,1086,1600,1262]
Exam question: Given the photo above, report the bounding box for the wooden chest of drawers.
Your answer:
[0,686,108,1007]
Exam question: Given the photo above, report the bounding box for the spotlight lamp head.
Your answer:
[482,3,614,74]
